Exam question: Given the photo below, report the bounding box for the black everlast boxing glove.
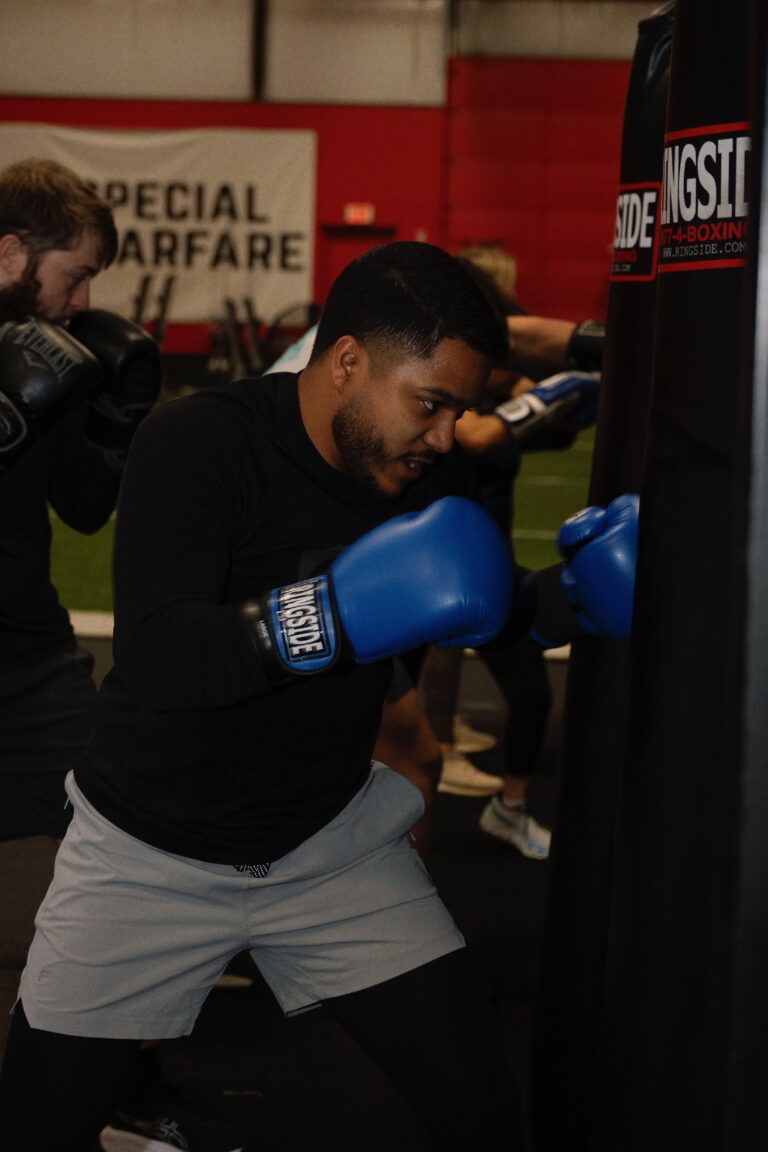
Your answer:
[566,320,605,371]
[68,309,162,471]
[0,318,105,469]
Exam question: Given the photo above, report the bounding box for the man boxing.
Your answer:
[0,158,193,1151]
[0,158,160,843]
[265,282,603,826]
[0,241,634,1152]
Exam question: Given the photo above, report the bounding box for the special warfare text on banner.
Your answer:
[89,179,308,272]
[658,123,751,272]
[0,123,316,324]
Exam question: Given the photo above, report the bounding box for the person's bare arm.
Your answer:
[455,408,508,454]
[506,316,576,365]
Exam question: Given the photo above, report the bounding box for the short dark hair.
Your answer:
[0,158,118,267]
[311,241,509,366]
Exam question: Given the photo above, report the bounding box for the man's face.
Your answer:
[332,337,490,499]
[19,228,103,322]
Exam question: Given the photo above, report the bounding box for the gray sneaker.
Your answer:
[479,796,551,859]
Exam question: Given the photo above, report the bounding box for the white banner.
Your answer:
[0,123,316,325]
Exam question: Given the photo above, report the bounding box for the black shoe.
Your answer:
[99,1103,260,1151]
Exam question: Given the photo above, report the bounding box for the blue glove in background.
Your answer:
[557,493,639,639]
[495,371,600,432]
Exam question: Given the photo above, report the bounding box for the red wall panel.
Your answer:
[445,57,631,321]
[0,57,630,345]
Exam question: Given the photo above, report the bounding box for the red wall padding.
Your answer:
[446,57,631,321]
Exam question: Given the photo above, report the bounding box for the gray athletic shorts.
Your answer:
[19,766,464,1039]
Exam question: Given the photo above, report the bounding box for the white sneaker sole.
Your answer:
[478,807,550,859]
[437,779,503,797]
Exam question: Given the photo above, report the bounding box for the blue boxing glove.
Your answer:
[494,371,600,448]
[241,496,513,680]
[557,494,639,639]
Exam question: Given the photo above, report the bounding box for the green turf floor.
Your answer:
[49,428,595,612]
[50,512,115,612]
[512,427,595,570]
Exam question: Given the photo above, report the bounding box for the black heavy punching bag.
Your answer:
[533,0,768,1149]
[593,0,760,1147]
[529,8,674,1149]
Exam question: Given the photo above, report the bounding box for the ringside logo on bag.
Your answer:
[611,182,662,281]
[659,122,751,272]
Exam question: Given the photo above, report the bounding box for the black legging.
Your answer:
[0,950,523,1152]
[0,648,97,842]
[325,948,523,1150]
[481,638,553,779]
[0,1000,142,1151]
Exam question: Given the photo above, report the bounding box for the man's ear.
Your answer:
[329,336,363,394]
[0,233,29,282]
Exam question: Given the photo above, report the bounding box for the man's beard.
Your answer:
[0,263,39,324]
[331,394,394,501]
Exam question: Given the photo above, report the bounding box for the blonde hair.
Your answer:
[457,246,518,312]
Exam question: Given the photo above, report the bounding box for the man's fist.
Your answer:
[68,309,162,468]
[242,497,513,680]
[566,320,605,372]
[0,318,104,467]
[494,371,600,449]
[557,494,639,639]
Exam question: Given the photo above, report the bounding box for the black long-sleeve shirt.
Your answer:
[0,404,120,680]
[76,374,473,863]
